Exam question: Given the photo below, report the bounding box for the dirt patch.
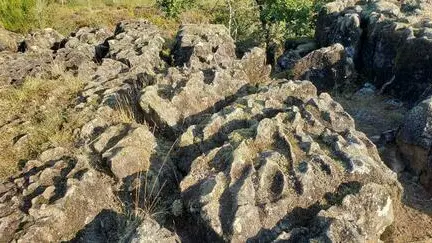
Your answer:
[333,92,407,137]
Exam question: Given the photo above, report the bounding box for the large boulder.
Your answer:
[172,24,236,69]
[175,79,400,241]
[140,25,270,136]
[397,96,432,193]
[291,43,355,91]
[316,0,432,103]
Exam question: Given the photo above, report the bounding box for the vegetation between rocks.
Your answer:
[0,74,84,178]
[0,0,330,51]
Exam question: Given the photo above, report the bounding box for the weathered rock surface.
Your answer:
[0,26,21,52]
[0,149,119,242]
[173,24,236,69]
[397,96,432,193]
[316,0,432,103]
[176,78,399,242]
[140,25,270,136]
[0,21,401,242]
[0,20,177,242]
[291,43,355,91]
[276,40,317,72]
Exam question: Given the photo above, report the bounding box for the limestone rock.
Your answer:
[0,152,119,242]
[130,217,180,243]
[176,79,399,241]
[397,96,432,193]
[107,19,165,74]
[140,25,270,136]
[0,20,403,243]
[173,24,236,69]
[316,0,432,102]
[291,43,355,91]
[315,183,394,242]
[21,28,64,53]
[102,126,157,179]
[0,26,21,52]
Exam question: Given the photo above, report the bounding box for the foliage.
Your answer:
[212,0,262,50]
[257,0,330,38]
[156,0,194,17]
[258,0,314,37]
[0,0,37,32]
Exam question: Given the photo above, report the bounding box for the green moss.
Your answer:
[228,127,256,147]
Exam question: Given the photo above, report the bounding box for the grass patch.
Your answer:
[0,74,85,178]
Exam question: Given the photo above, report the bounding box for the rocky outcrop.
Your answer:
[175,79,399,242]
[0,20,177,242]
[172,24,236,69]
[0,21,400,242]
[140,25,270,136]
[316,0,432,103]
[291,43,355,91]
[0,148,120,242]
[397,96,432,193]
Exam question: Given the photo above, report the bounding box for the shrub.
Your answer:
[0,0,37,32]
[212,0,263,53]
[156,0,194,17]
[258,0,317,38]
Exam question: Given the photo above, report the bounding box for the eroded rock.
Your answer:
[291,43,355,91]
[316,0,432,102]
[397,96,432,193]
[176,80,399,241]
[0,21,403,243]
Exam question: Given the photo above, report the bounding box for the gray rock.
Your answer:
[315,183,394,242]
[277,41,317,71]
[129,217,180,243]
[397,96,432,192]
[0,152,120,242]
[173,24,236,69]
[0,20,405,243]
[0,26,21,52]
[177,80,399,241]
[102,126,157,179]
[291,43,356,91]
[316,0,432,103]
[21,28,64,53]
[140,26,270,136]
[108,19,165,74]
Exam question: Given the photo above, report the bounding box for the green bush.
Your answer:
[212,0,262,53]
[258,0,325,38]
[156,0,194,17]
[0,0,37,32]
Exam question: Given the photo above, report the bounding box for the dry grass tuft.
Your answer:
[117,138,179,240]
[113,92,138,124]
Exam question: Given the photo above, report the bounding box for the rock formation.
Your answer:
[397,97,432,193]
[315,0,432,103]
[0,19,403,242]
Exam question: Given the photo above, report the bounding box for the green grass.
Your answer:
[0,0,157,34]
[0,73,85,178]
